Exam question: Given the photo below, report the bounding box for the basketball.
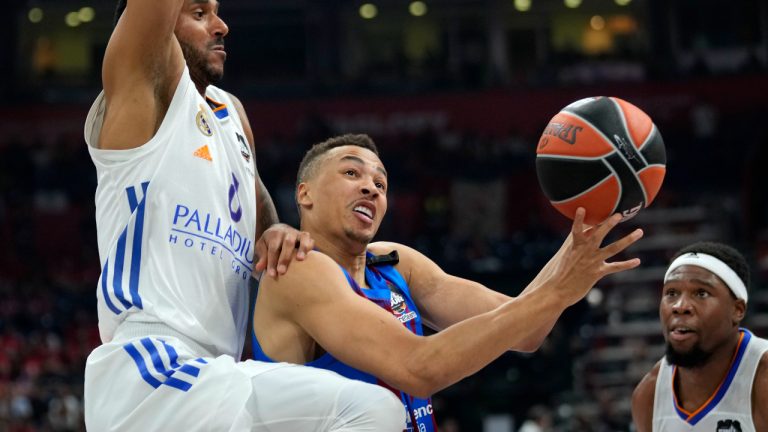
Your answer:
[535,96,666,226]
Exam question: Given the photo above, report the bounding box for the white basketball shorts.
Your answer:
[84,323,406,431]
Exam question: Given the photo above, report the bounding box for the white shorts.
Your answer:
[84,323,406,431]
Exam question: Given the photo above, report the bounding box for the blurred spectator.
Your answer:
[518,405,553,432]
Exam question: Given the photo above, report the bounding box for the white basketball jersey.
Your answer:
[84,66,257,359]
[653,329,768,432]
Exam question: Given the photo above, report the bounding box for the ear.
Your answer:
[733,298,746,326]
[296,182,313,209]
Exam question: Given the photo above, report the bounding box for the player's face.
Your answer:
[175,0,229,85]
[660,265,744,368]
[303,146,388,245]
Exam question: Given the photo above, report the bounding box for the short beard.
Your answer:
[179,39,224,85]
[344,228,373,245]
[666,343,712,369]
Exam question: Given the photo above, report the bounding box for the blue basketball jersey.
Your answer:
[252,251,437,432]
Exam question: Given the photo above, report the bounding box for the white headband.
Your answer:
[664,252,748,303]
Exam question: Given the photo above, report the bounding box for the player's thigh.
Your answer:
[232,360,407,431]
[85,342,404,431]
[83,339,279,431]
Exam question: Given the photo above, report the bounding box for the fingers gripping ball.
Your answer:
[536,96,666,226]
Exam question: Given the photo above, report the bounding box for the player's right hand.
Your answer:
[541,208,643,307]
[255,223,315,278]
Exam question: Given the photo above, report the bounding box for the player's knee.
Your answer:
[333,381,406,431]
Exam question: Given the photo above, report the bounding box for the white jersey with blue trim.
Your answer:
[652,329,768,432]
[84,66,257,359]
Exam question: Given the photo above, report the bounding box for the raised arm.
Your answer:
[631,363,659,432]
[371,211,641,352]
[262,251,571,398]
[260,210,641,398]
[368,242,509,329]
[100,0,186,150]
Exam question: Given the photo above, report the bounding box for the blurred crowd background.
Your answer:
[1,0,767,430]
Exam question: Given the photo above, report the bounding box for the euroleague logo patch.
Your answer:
[196,108,213,137]
[390,291,417,324]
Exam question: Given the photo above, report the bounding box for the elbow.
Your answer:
[512,335,546,353]
[401,377,440,399]
[392,340,458,398]
[399,363,449,398]
[518,338,545,353]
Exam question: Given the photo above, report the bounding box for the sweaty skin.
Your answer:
[254,144,643,398]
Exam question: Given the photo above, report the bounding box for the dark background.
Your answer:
[1,0,767,430]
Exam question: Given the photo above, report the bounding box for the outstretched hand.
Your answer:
[542,208,643,306]
[254,223,315,278]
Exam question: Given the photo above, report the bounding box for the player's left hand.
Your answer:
[254,223,314,277]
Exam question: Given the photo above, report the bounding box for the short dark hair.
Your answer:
[671,241,750,293]
[296,134,379,188]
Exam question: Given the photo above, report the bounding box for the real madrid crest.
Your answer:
[196,107,213,137]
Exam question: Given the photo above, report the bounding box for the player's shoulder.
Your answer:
[221,90,255,147]
[633,360,661,402]
[369,241,425,260]
[753,351,768,430]
[632,360,661,432]
[753,350,768,392]
[261,251,346,291]
[369,242,424,270]
[369,241,405,255]
[223,91,243,109]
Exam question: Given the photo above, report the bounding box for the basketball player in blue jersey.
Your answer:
[82,1,407,431]
[251,134,646,431]
[632,242,768,431]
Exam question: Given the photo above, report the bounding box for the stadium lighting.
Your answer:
[564,0,581,8]
[409,1,428,17]
[78,7,95,23]
[615,0,632,5]
[590,15,605,31]
[65,11,81,27]
[359,3,378,19]
[514,0,531,12]
[586,288,603,306]
[28,7,43,23]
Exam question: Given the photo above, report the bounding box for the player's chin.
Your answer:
[207,66,225,83]
[208,57,225,74]
[347,228,375,245]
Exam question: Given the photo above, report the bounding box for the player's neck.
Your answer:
[675,331,742,409]
[193,80,208,97]
[188,69,210,97]
[310,233,368,287]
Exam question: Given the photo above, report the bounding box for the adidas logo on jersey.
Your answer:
[193,145,212,162]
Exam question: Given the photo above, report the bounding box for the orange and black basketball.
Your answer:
[536,96,666,226]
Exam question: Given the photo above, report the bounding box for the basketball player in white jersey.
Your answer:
[632,242,768,431]
[252,134,645,430]
[82,1,406,430]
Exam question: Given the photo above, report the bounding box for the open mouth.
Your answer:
[669,326,696,341]
[353,205,374,221]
